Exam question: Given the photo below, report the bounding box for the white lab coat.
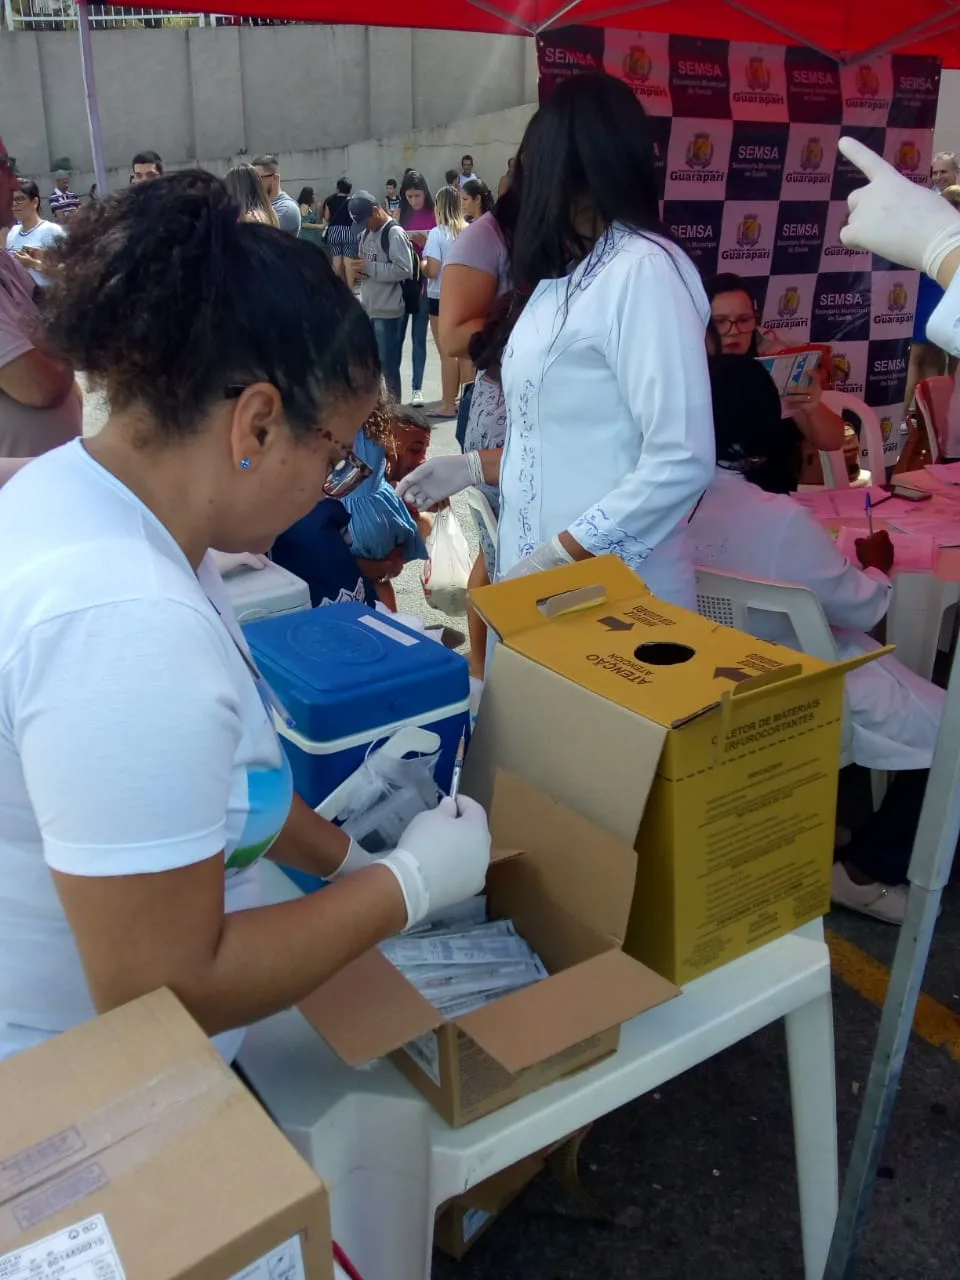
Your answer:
[691,467,945,771]
[498,224,715,610]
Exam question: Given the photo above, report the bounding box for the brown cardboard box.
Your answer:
[0,989,332,1280]
[464,557,885,985]
[299,771,679,1127]
[434,1151,546,1260]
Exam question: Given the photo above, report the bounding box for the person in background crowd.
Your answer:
[899,151,960,425]
[131,150,163,183]
[932,151,959,193]
[341,399,427,611]
[322,178,358,283]
[691,354,945,923]
[297,187,317,224]
[497,156,515,198]
[0,148,80,459]
[251,154,301,236]
[0,169,490,1064]
[458,155,478,187]
[6,180,67,288]
[707,273,844,493]
[423,186,465,418]
[460,179,494,223]
[224,164,279,227]
[384,179,402,215]
[444,169,459,194]
[345,191,414,403]
[48,173,80,222]
[436,167,515,451]
[88,184,99,202]
[398,171,435,407]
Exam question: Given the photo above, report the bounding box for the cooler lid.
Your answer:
[245,603,469,741]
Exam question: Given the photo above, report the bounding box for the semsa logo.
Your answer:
[732,55,784,105]
[621,45,669,98]
[721,213,769,262]
[670,221,718,240]
[774,285,809,328]
[820,291,866,306]
[846,64,889,110]
[874,281,914,325]
[677,59,724,77]
[831,352,865,393]
[541,47,598,67]
[791,68,836,86]
[898,75,936,93]
[872,355,907,374]
[895,140,921,171]
[784,136,831,185]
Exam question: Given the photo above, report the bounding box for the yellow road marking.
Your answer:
[826,928,960,1065]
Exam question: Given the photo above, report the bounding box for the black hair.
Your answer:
[16,179,40,206]
[44,170,380,439]
[705,273,761,355]
[460,179,493,216]
[336,177,352,195]
[297,186,314,206]
[445,168,458,185]
[708,354,781,476]
[386,177,397,188]
[461,154,473,164]
[510,73,663,296]
[398,170,434,226]
[467,291,517,378]
[131,150,163,173]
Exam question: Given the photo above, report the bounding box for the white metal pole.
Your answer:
[77,0,108,195]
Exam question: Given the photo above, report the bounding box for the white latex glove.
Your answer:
[838,136,960,279]
[396,452,484,510]
[327,837,377,880]
[501,534,576,581]
[379,796,491,928]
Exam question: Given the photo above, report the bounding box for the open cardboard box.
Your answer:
[299,770,679,1127]
[0,989,332,1280]
[434,1149,546,1259]
[463,557,886,985]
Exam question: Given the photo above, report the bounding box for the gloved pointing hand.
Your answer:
[396,452,484,511]
[838,136,960,280]
[380,795,491,928]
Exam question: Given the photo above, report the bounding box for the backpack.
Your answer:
[379,222,422,316]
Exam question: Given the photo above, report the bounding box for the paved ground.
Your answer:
[86,344,960,1280]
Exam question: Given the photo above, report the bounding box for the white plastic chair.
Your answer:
[821,390,888,486]
[695,567,886,807]
[463,486,498,550]
[915,375,955,462]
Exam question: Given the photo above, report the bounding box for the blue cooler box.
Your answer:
[244,604,470,888]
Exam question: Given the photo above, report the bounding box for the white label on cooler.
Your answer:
[0,1215,125,1280]
[227,1234,306,1280]
[358,615,419,646]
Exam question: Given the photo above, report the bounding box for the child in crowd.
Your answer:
[342,400,428,611]
[270,497,377,609]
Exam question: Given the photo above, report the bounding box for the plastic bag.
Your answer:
[421,506,472,614]
[316,727,443,853]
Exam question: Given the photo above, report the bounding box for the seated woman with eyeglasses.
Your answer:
[0,172,491,1064]
[707,273,844,493]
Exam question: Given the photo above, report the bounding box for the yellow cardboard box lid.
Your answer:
[298,771,677,1074]
[471,557,878,730]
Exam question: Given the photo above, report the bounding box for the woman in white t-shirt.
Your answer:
[422,186,465,418]
[0,171,490,1063]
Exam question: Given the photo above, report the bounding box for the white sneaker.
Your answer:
[830,863,908,924]
[411,389,424,405]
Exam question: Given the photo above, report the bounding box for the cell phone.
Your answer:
[891,486,933,502]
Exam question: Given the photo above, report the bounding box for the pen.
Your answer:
[865,491,874,536]
[449,732,466,801]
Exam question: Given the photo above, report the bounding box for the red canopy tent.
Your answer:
[113,0,960,66]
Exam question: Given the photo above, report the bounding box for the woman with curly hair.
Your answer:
[0,170,490,1063]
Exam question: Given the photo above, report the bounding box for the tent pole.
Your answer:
[77,0,108,195]
[461,0,535,35]
[823,639,960,1278]
[533,0,669,33]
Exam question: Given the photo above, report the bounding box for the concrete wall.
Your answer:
[0,23,536,198]
[935,70,960,163]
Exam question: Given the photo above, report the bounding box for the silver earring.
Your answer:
[240,458,251,471]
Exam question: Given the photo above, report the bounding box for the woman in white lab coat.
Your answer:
[690,356,945,920]
[490,74,714,606]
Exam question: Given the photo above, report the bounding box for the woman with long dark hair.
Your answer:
[460,179,493,223]
[397,171,435,405]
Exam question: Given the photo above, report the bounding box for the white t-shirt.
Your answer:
[0,441,294,1062]
[6,219,66,286]
[422,225,456,299]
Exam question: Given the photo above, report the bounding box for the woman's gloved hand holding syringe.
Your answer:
[326,795,491,930]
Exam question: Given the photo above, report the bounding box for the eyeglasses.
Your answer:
[713,314,758,335]
[225,385,372,498]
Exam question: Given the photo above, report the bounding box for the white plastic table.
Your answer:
[240,863,837,1280]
